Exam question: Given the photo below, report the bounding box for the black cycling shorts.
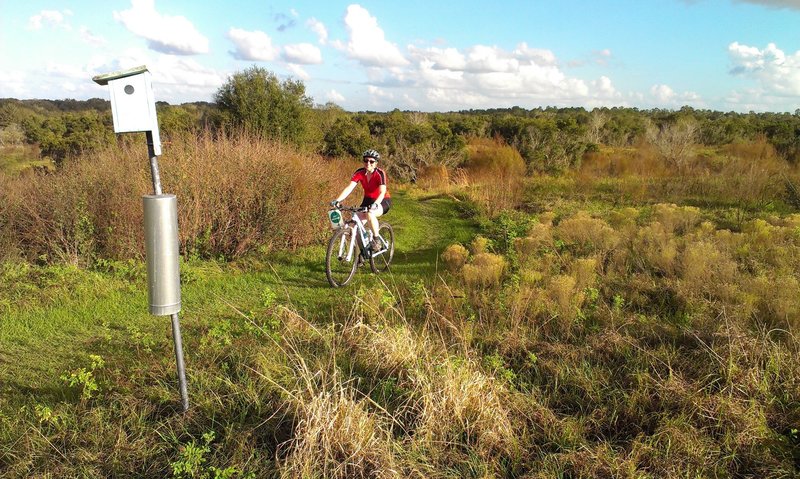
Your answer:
[360,198,391,214]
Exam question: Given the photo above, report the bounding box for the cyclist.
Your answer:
[331,149,391,252]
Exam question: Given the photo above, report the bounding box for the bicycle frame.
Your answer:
[333,208,389,262]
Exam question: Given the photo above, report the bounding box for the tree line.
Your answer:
[2,65,799,178]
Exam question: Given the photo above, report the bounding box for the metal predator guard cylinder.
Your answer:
[143,194,181,315]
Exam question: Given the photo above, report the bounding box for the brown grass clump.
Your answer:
[631,222,679,275]
[462,253,506,288]
[410,357,519,461]
[652,203,702,235]
[515,222,553,264]
[547,274,581,321]
[679,240,739,302]
[554,212,619,255]
[440,244,468,273]
[469,235,491,255]
[343,319,420,378]
[571,257,598,291]
[280,378,401,479]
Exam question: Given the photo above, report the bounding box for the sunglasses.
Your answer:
[363,159,377,164]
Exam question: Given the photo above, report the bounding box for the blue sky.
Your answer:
[1,0,800,112]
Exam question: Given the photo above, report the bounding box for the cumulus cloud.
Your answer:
[340,4,408,67]
[282,43,322,65]
[113,0,209,55]
[326,89,346,103]
[728,41,800,95]
[286,64,309,80]
[649,84,702,107]
[651,84,675,103]
[28,10,71,30]
[404,41,620,110]
[227,28,278,61]
[306,18,328,45]
[513,42,557,66]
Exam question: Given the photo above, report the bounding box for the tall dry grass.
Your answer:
[577,137,799,210]
[0,131,346,263]
[462,137,526,213]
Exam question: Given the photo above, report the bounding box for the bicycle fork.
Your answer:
[340,224,358,262]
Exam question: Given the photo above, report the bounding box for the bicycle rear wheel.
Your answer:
[370,223,394,274]
[326,227,358,287]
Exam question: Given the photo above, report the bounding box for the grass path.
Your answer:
[0,188,477,412]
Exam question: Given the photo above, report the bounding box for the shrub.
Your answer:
[463,137,526,212]
[0,131,344,262]
[441,243,469,273]
[652,203,702,235]
[462,253,506,288]
[631,222,679,275]
[547,274,580,321]
[680,240,738,302]
[554,212,619,255]
[469,236,491,255]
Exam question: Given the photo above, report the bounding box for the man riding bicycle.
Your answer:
[331,149,391,252]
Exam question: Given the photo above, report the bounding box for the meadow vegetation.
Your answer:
[1,70,799,477]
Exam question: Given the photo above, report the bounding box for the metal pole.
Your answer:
[147,131,189,412]
[146,131,163,195]
[171,313,189,412]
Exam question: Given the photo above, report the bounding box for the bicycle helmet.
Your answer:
[362,149,381,161]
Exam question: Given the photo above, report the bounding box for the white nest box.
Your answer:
[93,65,162,155]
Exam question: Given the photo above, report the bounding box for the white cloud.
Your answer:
[227,28,278,61]
[649,83,703,107]
[463,45,519,73]
[28,10,71,30]
[341,5,408,67]
[651,84,675,103]
[729,41,800,96]
[386,38,623,110]
[326,89,346,103]
[513,42,557,66]
[79,27,106,46]
[113,0,209,55]
[286,64,310,80]
[0,71,27,96]
[306,18,328,45]
[283,43,322,65]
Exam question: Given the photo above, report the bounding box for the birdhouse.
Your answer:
[93,65,162,155]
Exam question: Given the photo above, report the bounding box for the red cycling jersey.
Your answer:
[351,167,391,201]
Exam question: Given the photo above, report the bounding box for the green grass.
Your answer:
[0,187,477,412]
[0,145,52,174]
[3,178,799,477]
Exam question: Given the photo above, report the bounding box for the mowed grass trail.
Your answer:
[0,187,477,412]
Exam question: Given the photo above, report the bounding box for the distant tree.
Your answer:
[646,118,698,168]
[157,104,196,136]
[214,66,313,145]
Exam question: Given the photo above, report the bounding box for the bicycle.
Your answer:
[325,205,394,287]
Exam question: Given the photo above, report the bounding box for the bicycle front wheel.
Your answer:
[326,227,358,287]
[370,223,394,274]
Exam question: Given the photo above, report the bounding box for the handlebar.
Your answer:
[328,204,369,213]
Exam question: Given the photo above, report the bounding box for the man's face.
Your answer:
[363,157,377,172]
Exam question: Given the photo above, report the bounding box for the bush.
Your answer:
[441,244,468,273]
[0,131,345,263]
[463,253,506,288]
[463,137,526,212]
